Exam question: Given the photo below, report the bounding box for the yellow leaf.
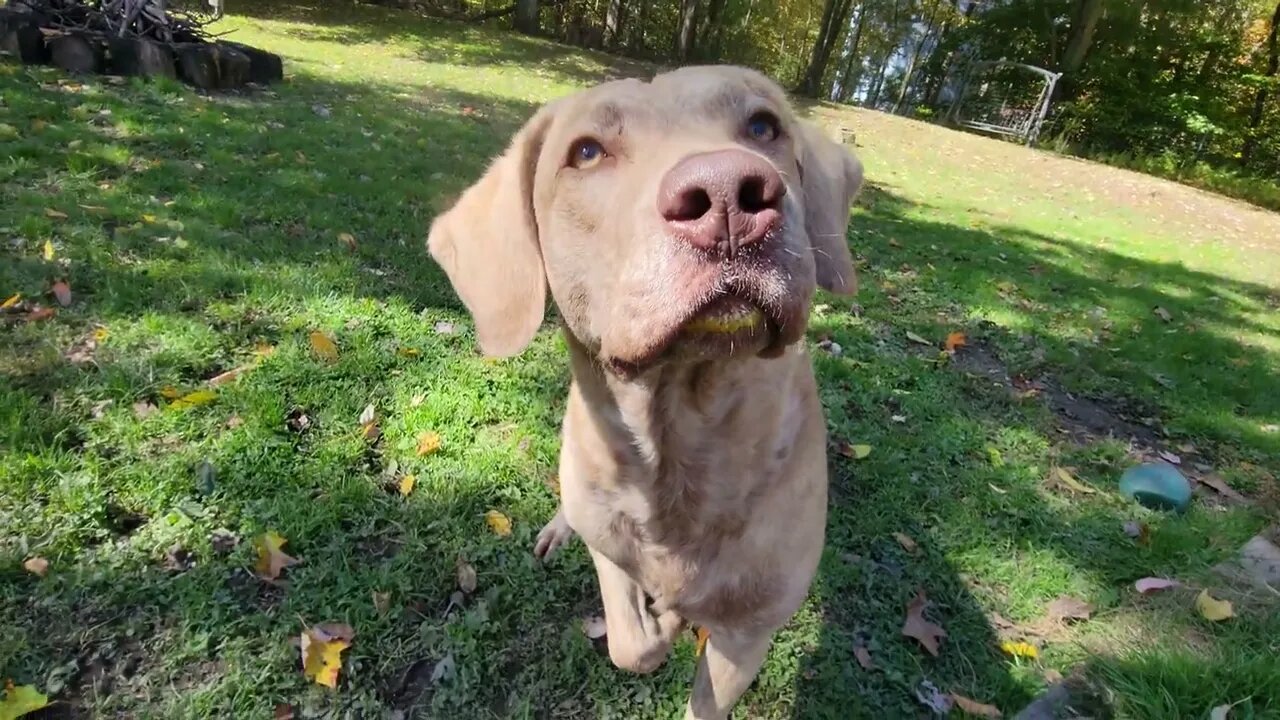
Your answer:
[485,509,512,537]
[254,343,276,358]
[169,388,217,409]
[309,331,339,362]
[1,294,20,310]
[300,624,354,688]
[44,208,68,220]
[42,240,54,261]
[159,386,183,400]
[1050,467,1096,494]
[0,681,50,719]
[141,213,157,223]
[999,641,1039,659]
[1195,590,1234,622]
[22,557,48,576]
[93,327,109,341]
[840,443,872,459]
[396,347,420,358]
[695,626,710,657]
[398,474,416,496]
[416,431,441,456]
[337,232,357,250]
[945,331,967,353]
[254,531,300,581]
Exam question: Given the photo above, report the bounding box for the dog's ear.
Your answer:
[427,104,558,357]
[795,120,863,295]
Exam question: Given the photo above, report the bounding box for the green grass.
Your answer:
[3,2,1279,718]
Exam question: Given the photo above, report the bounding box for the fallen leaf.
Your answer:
[1,293,20,310]
[891,414,907,423]
[1042,668,1064,684]
[274,704,295,720]
[951,693,1002,718]
[853,644,875,670]
[372,591,391,614]
[1195,590,1234,621]
[361,420,381,442]
[169,388,217,409]
[1046,595,1093,622]
[1199,474,1246,501]
[1158,450,1182,465]
[416,431,441,456]
[42,239,55,261]
[695,626,710,657]
[485,509,512,537]
[902,590,947,656]
[160,386,182,400]
[434,321,456,335]
[92,327,109,341]
[309,331,339,362]
[25,306,56,323]
[49,280,71,307]
[915,680,953,713]
[840,443,872,460]
[210,529,239,554]
[1134,577,1180,594]
[410,393,426,407]
[944,331,967,352]
[456,559,477,593]
[254,531,300,581]
[893,532,918,553]
[1210,699,1248,720]
[906,330,933,346]
[1049,467,1096,494]
[0,681,50,718]
[1153,306,1172,322]
[398,474,416,496]
[337,232,356,250]
[23,556,48,576]
[300,623,354,688]
[1123,520,1150,545]
[582,615,607,640]
[132,401,158,418]
[396,347,421,358]
[430,653,455,684]
[208,364,252,386]
[988,483,1008,495]
[358,403,375,425]
[254,343,276,358]
[999,640,1039,659]
[44,208,68,220]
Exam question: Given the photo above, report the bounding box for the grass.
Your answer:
[2,1,1279,718]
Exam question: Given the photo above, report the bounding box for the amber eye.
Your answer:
[569,139,606,169]
[746,112,780,142]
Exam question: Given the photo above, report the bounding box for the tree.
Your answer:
[676,0,701,60]
[514,0,539,34]
[1061,0,1104,74]
[798,0,858,96]
[1242,0,1280,167]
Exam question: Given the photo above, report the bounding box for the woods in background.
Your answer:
[381,0,1280,195]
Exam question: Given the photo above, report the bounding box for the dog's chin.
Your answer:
[605,295,805,379]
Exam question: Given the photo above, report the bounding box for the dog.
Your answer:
[427,65,863,720]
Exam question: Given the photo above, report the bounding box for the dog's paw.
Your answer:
[533,509,574,561]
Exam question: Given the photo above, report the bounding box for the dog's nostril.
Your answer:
[737,176,773,214]
[666,188,713,222]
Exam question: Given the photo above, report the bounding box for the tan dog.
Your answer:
[428,65,862,720]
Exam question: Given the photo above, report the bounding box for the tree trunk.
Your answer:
[836,3,866,102]
[893,2,941,113]
[676,0,700,60]
[1242,0,1280,167]
[631,0,648,52]
[697,0,727,58]
[867,52,890,107]
[1060,0,1104,74]
[604,0,626,47]
[798,0,856,96]
[514,0,539,34]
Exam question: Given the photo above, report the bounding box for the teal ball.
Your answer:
[1119,462,1192,513]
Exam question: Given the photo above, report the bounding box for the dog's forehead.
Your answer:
[553,67,785,130]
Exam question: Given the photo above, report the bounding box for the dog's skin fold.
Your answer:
[427,65,863,719]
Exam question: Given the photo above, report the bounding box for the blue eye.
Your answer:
[571,139,605,168]
[747,113,779,141]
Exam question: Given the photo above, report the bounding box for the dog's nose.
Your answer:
[658,149,785,257]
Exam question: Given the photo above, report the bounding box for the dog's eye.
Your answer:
[746,113,780,142]
[569,139,606,169]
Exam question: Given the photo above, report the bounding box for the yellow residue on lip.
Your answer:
[684,308,765,334]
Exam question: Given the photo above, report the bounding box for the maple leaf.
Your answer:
[300,623,354,688]
[902,590,947,656]
[1046,595,1093,623]
[944,331,967,353]
[253,531,300,581]
[416,431,441,456]
[951,693,1002,718]
[22,557,48,576]
[50,280,71,307]
[0,680,50,719]
[485,509,512,537]
[309,331,339,362]
[1195,590,1234,621]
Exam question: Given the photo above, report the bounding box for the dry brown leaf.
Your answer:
[853,645,875,670]
[893,532,918,553]
[950,693,1002,718]
[337,232,357,251]
[23,556,49,576]
[45,208,68,219]
[254,531,300,581]
[456,559,477,594]
[695,626,710,657]
[274,704,296,720]
[25,306,56,322]
[902,590,947,656]
[208,364,251,386]
[51,280,71,307]
[944,331,967,353]
[1046,595,1093,623]
[133,401,158,418]
[1199,474,1246,501]
[372,591,391,614]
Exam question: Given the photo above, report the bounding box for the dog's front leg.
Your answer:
[589,547,684,674]
[685,627,773,720]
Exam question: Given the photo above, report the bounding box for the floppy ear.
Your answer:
[796,120,863,295]
[427,105,557,357]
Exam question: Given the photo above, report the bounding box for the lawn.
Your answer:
[2,2,1279,718]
